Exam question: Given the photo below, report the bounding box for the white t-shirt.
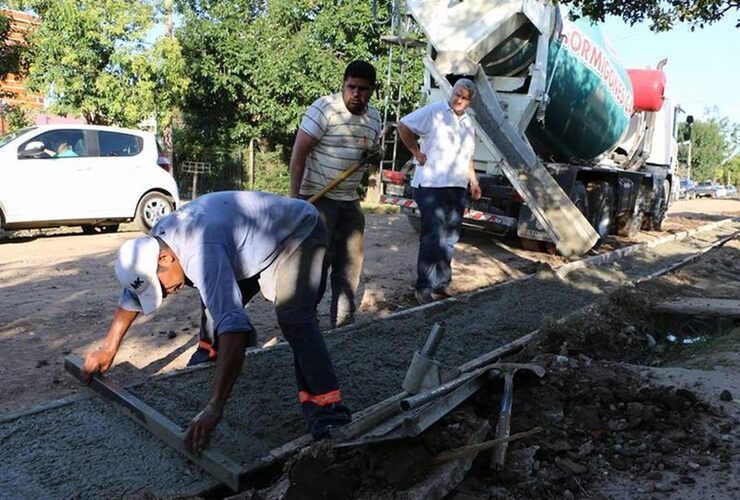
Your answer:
[400,100,475,188]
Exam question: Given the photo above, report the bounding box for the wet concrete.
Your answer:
[1,222,737,498]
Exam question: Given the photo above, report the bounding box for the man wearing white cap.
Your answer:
[81,191,351,451]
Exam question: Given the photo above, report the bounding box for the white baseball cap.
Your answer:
[114,236,163,314]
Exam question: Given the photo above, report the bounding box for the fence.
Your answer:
[174,148,244,200]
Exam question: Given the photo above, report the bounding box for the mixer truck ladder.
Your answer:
[369,0,424,201]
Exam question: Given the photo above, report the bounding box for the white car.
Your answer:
[0,124,179,234]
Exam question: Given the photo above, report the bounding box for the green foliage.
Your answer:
[677,107,739,182]
[0,102,34,130]
[559,0,740,31]
[679,120,726,181]
[176,0,423,152]
[179,0,371,145]
[8,0,188,129]
[0,10,25,81]
[250,146,290,195]
[719,154,740,185]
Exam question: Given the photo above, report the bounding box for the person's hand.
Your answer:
[470,183,482,201]
[414,151,427,166]
[81,349,115,382]
[184,403,223,454]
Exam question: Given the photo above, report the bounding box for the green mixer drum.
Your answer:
[527,16,634,162]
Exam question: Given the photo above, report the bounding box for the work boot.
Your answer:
[306,403,352,441]
[415,289,435,305]
[432,288,452,300]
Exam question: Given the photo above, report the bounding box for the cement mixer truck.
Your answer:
[379,0,679,256]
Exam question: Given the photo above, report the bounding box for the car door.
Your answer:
[92,130,149,216]
[8,129,91,222]
[49,129,100,219]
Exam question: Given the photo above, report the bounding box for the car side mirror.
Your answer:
[18,141,46,159]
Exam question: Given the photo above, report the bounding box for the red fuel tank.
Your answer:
[627,69,666,112]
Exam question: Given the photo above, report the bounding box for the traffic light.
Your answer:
[684,115,694,141]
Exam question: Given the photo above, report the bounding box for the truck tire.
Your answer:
[642,180,670,232]
[570,181,590,221]
[616,185,646,238]
[589,182,615,245]
[406,214,421,233]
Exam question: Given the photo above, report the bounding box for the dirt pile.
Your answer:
[239,285,739,500]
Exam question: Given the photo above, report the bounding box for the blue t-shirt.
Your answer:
[120,191,318,336]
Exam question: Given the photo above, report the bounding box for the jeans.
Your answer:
[190,219,351,438]
[413,186,467,293]
[309,197,365,329]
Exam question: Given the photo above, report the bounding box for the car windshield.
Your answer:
[0,127,37,149]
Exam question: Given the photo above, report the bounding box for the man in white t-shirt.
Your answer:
[397,79,482,304]
[290,61,382,328]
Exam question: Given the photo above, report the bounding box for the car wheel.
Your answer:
[135,192,174,233]
[81,224,120,234]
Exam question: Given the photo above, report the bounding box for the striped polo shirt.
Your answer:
[299,93,381,201]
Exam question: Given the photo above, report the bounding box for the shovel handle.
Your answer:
[307,150,381,204]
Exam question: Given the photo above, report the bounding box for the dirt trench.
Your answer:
[255,241,740,500]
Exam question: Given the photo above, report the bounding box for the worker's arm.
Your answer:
[184,331,251,454]
[289,130,319,198]
[467,158,481,200]
[397,122,426,166]
[81,306,139,381]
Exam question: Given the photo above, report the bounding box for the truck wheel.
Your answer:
[406,214,421,233]
[570,181,589,217]
[642,180,670,232]
[401,206,421,234]
[589,182,615,245]
[616,185,646,238]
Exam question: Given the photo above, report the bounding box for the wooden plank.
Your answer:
[64,355,243,491]
[653,298,740,317]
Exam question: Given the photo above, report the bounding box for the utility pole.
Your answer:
[686,139,692,181]
[164,0,174,175]
[685,115,694,180]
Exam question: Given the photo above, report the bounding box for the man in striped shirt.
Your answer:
[290,60,382,328]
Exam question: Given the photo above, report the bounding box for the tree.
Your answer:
[177,0,399,146]
[721,154,740,185]
[559,0,740,31]
[677,110,735,181]
[1,7,27,85]
[8,0,188,129]
[175,0,423,193]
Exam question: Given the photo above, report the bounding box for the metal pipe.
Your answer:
[400,367,483,411]
[421,322,446,358]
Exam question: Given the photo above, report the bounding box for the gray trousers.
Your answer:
[309,197,365,329]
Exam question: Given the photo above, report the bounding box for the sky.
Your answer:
[600,14,740,125]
